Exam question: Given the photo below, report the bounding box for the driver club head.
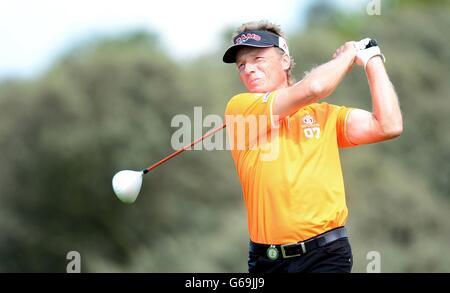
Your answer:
[112,170,143,204]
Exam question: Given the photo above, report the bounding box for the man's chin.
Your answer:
[247,85,269,93]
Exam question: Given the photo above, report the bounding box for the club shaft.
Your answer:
[144,123,226,174]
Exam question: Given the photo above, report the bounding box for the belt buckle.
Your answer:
[280,241,306,258]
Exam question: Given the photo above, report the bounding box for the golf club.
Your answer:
[112,123,226,203]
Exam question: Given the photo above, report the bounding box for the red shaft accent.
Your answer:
[144,123,226,173]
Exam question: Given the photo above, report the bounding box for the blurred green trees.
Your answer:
[0,1,449,272]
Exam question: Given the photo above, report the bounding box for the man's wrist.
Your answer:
[338,51,356,70]
[365,55,385,71]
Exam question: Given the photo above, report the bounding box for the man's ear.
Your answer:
[281,53,290,71]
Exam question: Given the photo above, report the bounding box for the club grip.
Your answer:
[367,39,378,48]
[356,38,379,50]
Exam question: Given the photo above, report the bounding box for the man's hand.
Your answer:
[332,41,358,60]
[354,38,386,68]
[332,41,358,72]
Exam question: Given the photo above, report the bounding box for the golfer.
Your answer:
[223,21,402,273]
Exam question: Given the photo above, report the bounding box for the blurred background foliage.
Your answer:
[0,0,449,272]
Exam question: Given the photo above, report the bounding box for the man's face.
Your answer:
[236,47,288,93]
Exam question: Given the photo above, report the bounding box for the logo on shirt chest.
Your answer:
[300,114,321,139]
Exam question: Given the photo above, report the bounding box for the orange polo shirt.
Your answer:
[225,92,355,244]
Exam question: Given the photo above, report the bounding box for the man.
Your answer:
[223,21,402,273]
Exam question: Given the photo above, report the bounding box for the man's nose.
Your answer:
[244,62,256,74]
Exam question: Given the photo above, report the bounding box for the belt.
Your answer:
[249,227,348,260]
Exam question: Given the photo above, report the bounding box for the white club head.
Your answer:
[112,170,143,204]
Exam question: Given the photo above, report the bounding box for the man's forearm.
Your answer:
[299,52,354,100]
[366,57,403,136]
[275,45,355,118]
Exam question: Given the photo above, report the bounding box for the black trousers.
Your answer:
[248,238,353,273]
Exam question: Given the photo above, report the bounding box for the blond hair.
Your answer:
[233,20,296,85]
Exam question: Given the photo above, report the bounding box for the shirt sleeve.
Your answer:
[336,106,357,148]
